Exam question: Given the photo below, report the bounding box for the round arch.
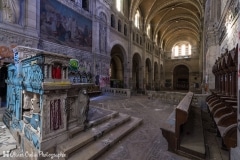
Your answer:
[145,58,152,90]
[173,65,189,90]
[110,44,126,88]
[132,53,142,90]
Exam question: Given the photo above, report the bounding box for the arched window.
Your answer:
[155,35,158,43]
[172,41,192,59]
[118,20,122,32]
[134,10,140,29]
[147,24,151,38]
[111,14,115,28]
[174,46,179,56]
[82,0,89,11]
[181,44,186,55]
[124,24,127,36]
[116,0,123,13]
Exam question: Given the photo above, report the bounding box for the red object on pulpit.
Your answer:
[52,66,61,79]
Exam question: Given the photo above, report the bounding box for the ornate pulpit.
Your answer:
[3,46,90,156]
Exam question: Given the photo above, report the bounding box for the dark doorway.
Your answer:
[132,53,141,90]
[173,65,189,90]
[110,45,124,88]
[0,64,8,107]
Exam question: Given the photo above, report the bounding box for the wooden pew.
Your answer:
[160,92,205,159]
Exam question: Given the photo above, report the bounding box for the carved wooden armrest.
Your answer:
[214,111,234,124]
[217,112,237,127]
[213,106,232,118]
[222,123,237,149]
[210,102,225,114]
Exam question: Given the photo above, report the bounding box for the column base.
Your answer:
[230,147,240,160]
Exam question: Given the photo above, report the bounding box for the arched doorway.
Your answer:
[173,65,189,90]
[132,53,141,90]
[110,45,125,88]
[145,58,152,90]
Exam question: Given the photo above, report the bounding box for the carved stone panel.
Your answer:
[41,92,67,140]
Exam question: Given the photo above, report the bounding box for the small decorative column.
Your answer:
[49,65,52,79]
[219,73,223,93]
[44,65,48,79]
[229,72,232,97]
[66,67,68,79]
[224,71,229,96]
[216,68,220,92]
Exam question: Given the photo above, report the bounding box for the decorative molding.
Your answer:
[0,29,38,48]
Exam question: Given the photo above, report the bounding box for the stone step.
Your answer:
[87,110,119,128]
[68,110,119,138]
[68,117,142,160]
[56,113,131,158]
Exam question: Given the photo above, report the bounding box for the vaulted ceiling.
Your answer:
[129,0,204,51]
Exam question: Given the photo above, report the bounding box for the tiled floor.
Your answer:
[0,94,229,160]
[90,95,229,160]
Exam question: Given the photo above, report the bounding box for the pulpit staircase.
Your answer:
[56,108,142,160]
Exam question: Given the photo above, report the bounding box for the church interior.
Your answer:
[0,0,240,160]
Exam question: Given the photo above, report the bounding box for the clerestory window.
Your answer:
[134,10,140,29]
[116,0,123,13]
[147,24,151,38]
[172,42,192,59]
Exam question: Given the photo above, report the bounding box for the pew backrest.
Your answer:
[175,92,194,137]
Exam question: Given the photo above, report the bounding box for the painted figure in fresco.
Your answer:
[2,0,22,24]
[99,24,107,53]
[65,17,73,41]
[56,21,66,41]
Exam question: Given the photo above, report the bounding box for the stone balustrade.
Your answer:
[102,88,131,98]
[146,90,208,107]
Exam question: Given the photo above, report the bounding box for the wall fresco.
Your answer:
[40,0,92,51]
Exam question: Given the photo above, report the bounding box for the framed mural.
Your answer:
[40,0,92,51]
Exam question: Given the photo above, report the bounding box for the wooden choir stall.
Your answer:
[206,44,238,150]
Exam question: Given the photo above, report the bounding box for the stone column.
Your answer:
[142,33,147,91]
[25,0,38,37]
[229,72,232,96]
[127,21,133,89]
